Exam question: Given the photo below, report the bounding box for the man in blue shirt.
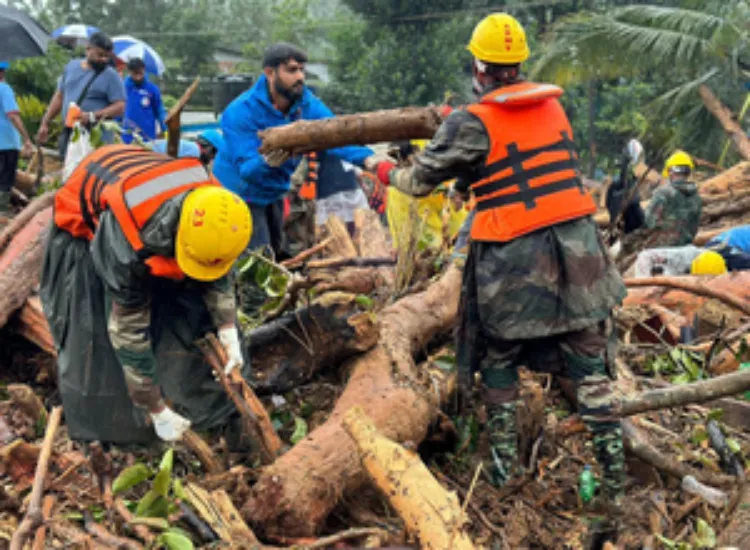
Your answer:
[0,61,32,218]
[37,32,125,158]
[213,43,375,255]
[122,58,166,144]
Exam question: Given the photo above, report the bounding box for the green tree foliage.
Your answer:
[6,42,69,101]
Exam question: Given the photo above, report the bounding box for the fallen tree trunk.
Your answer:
[15,297,55,356]
[242,264,462,537]
[166,77,200,158]
[699,85,750,161]
[343,407,475,550]
[701,194,750,224]
[0,193,54,255]
[250,296,379,395]
[699,161,750,195]
[0,208,52,328]
[258,107,444,155]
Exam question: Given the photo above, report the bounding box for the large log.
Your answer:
[699,161,750,195]
[242,264,462,537]
[258,107,444,155]
[699,85,750,161]
[0,208,52,329]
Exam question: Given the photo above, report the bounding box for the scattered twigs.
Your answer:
[306,256,396,270]
[10,405,62,550]
[280,237,333,268]
[181,430,224,474]
[114,498,154,545]
[622,420,735,487]
[31,494,55,550]
[89,442,114,508]
[302,527,389,550]
[83,510,143,550]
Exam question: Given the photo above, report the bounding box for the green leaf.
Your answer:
[290,416,308,445]
[136,490,170,518]
[173,478,187,501]
[112,463,152,495]
[355,294,374,310]
[707,409,724,421]
[671,373,693,385]
[66,512,84,521]
[254,262,272,287]
[690,428,709,446]
[693,518,716,548]
[726,438,742,455]
[89,124,103,147]
[157,530,194,550]
[153,448,174,497]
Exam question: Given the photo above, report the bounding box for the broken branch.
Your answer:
[10,405,62,550]
[625,276,750,316]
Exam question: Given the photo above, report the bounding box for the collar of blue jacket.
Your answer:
[212,73,372,207]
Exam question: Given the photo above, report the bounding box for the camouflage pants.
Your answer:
[481,320,625,499]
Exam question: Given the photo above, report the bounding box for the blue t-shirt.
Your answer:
[0,82,20,151]
[58,60,126,122]
[122,76,165,143]
[150,139,200,158]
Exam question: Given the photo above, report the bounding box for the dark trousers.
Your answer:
[248,199,285,257]
[0,149,19,192]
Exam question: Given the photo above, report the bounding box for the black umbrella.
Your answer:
[0,5,50,61]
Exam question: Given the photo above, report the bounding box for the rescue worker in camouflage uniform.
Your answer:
[642,150,702,248]
[367,13,627,514]
[41,145,252,445]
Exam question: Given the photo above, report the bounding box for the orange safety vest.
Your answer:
[466,82,596,242]
[54,144,218,279]
[299,152,318,200]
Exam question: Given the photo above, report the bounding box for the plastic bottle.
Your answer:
[579,465,596,504]
[681,475,729,508]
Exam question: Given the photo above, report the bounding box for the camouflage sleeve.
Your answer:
[644,188,666,229]
[90,212,161,410]
[389,109,489,197]
[202,275,237,328]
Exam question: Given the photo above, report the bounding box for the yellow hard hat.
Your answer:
[691,250,727,276]
[662,150,695,178]
[411,139,428,151]
[467,13,530,65]
[176,186,252,282]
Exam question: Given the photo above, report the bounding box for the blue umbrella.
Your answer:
[112,35,165,76]
[52,24,100,46]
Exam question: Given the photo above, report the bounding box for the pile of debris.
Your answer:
[1,105,750,548]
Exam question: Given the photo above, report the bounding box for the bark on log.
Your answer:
[242,264,462,537]
[614,368,750,417]
[342,407,475,550]
[624,273,750,319]
[15,297,56,356]
[165,77,201,158]
[0,193,53,255]
[250,296,379,395]
[258,107,443,155]
[698,85,750,161]
[0,208,51,329]
[699,161,750,195]
[701,194,750,224]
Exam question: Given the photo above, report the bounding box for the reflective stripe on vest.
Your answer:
[466,82,596,242]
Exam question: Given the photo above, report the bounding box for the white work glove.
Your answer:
[263,149,290,168]
[150,407,191,442]
[219,326,243,376]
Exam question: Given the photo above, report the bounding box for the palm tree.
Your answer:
[532,2,749,166]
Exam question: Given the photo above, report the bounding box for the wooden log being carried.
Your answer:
[258,106,444,155]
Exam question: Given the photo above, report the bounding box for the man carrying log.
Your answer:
[368,12,627,532]
[213,43,376,257]
[40,144,252,445]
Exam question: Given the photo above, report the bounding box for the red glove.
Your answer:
[376,161,396,186]
[438,104,454,118]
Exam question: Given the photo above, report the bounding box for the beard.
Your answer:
[275,79,304,103]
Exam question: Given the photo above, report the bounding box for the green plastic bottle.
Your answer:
[579,465,596,504]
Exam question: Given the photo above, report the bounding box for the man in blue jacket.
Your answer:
[122,58,166,144]
[213,43,375,256]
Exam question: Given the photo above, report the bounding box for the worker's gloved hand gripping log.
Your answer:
[218,324,243,376]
